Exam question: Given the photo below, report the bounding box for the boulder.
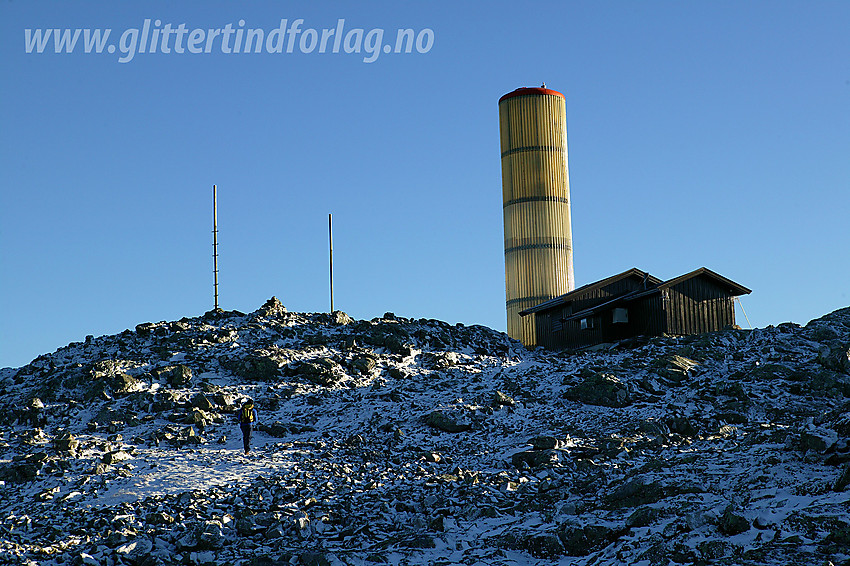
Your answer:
[557,524,618,557]
[667,416,699,437]
[833,465,850,492]
[425,409,472,433]
[111,373,144,396]
[605,478,668,509]
[564,373,631,408]
[492,390,516,407]
[332,310,352,325]
[499,530,564,559]
[53,433,80,456]
[115,538,154,565]
[260,421,317,437]
[818,341,850,374]
[653,354,699,383]
[530,435,560,450]
[418,351,459,369]
[102,450,133,465]
[800,427,838,453]
[195,521,226,550]
[718,506,750,535]
[146,512,176,525]
[135,322,157,337]
[190,393,215,411]
[0,462,40,483]
[157,364,193,388]
[297,358,344,386]
[626,506,663,528]
[511,449,559,469]
[300,552,332,566]
[349,355,377,375]
[222,355,279,382]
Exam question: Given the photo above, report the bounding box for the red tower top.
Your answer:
[499,86,565,103]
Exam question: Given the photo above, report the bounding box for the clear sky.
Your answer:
[1,1,848,369]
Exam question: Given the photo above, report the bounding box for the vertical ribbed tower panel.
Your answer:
[499,86,575,347]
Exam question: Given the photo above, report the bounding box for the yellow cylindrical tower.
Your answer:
[499,86,575,347]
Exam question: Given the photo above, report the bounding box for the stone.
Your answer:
[605,478,668,509]
[300,552,331,566]
[800,427,838,453]
[261,421,316,437]
[135,322,156,336]
[639,418,670,436]
[53,433,80,455]
[492,390,516,407]
[530,435,560,450]
[157,364,193,388]
[627,506,663,528]
[350,355,377,375]
[116,538,154,565]
[297,358,343,386]
[332,310,352,325]
[103,450,133,464]
[636,537,669,565]
[667,416,699,437]
[196,521,226,550]
[697,540,730,560]
[222,355,279,382]
[500,531,564,559]
[385,336,413,356]
[192,393,215,411]
[266,523,288,539]
[91,463,111,475]
[0,462,40,483]
[653,354,699,383]
[718,506,750,535]
[557,524,617,557]
[833,465,850,492]
[111,373,144,396]
[564,372,631,408]
[818,341,850,374]
[425,409,472,432]
[418,351,459,369]
[511,449,559,469]
[258,296,288,317]
[189,551,217,565]
[189,408,210,428]
[147,512,176,525]
[387,367,407,379]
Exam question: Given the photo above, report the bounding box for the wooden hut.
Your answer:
[519,267,751,350]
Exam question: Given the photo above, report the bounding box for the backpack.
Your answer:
[241,405,255,423]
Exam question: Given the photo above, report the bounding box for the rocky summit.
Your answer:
[1,297,850,566]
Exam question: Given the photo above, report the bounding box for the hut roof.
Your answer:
[519,268,661,316]
[519,267,750,317]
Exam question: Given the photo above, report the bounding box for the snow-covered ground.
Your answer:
[2,297,849,566]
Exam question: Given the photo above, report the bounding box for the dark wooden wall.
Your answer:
[533,274,651,349]
[665,275,736,335]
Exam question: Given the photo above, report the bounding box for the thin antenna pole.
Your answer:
[329,213,334,314]
[735,296,751,329]
[213,184,219,310]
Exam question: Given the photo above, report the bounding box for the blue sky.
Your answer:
[1,1,848,368]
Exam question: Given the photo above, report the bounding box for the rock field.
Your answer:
[1,296,849,566]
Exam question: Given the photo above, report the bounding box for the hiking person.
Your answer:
[236,398,258,455]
